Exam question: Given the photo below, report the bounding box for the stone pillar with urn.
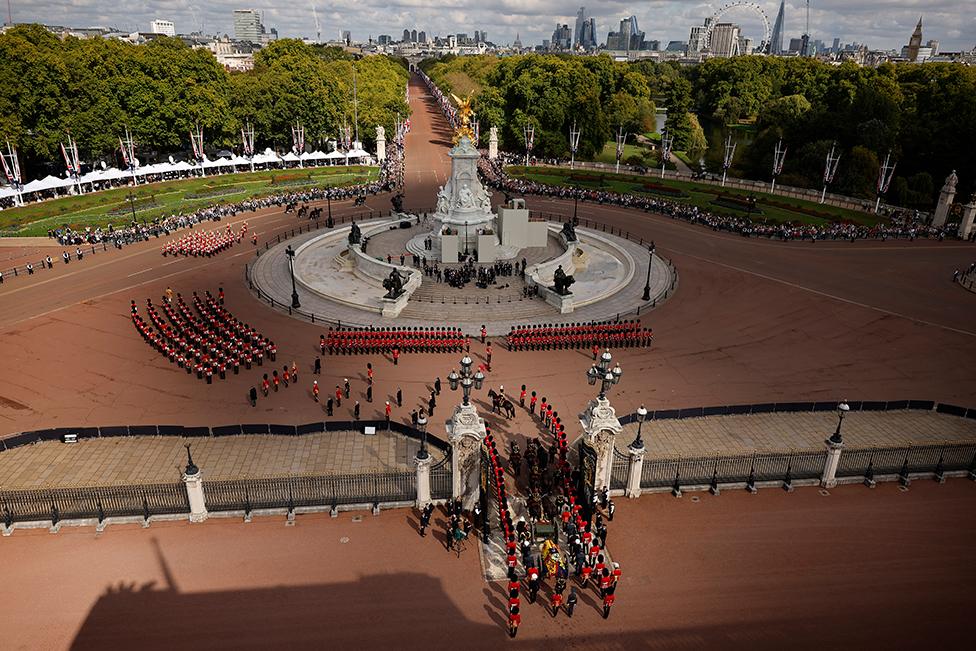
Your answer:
[957,195,976,240]
[488,126,498,160]
[376,125,386,163]
[932,170,958,229]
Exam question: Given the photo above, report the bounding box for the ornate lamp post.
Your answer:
[828,401,850,445]
[450,356,483,406]
[632,405,648,448]
[285,244,301,309]
[586,349,622,399]
[184,443,198,475]
[416,410,429,460]
[642,241,656,301]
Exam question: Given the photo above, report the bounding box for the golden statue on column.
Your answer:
[450,93,476,145]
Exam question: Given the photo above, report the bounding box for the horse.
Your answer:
[488,389,516,418]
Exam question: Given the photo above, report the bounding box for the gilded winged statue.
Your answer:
[450,93,477,144]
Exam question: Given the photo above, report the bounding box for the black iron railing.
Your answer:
[610,448,629,491]
[430,455,452,500]
[0,482,189,525]
[204,471,416,513]
[616,399,960,425]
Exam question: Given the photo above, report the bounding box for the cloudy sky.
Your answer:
[9,1,975,51]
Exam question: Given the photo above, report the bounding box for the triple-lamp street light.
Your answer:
[586,349,622,399]
[828,401,850,445]
[633,404,648,449]
[416,410,429,460]
[447,355,485,407]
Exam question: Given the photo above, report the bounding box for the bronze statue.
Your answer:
[552,264,575,296]
[561,220,578,242]
[383,268,406,299]
[348,220,362,245]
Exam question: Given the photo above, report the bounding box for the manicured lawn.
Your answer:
[0,166,378,237]
[590,142,647,165]
[506,166,883,227]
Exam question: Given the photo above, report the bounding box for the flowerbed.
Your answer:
[184,186,246,200]
[106,196,163,216]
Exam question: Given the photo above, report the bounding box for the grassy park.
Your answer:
[0,166,378,237]
[507,166,882,227]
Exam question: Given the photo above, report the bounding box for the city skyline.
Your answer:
[4,1,974,51]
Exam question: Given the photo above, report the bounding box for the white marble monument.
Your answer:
[430,134,499,262]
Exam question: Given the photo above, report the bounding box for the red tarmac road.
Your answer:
[0,481,972,649]
[0,74,973,436]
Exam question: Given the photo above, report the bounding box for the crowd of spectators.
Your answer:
[480,155,951,243]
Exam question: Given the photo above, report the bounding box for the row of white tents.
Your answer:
[0,146,375,203]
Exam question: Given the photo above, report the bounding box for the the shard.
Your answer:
[769,0,786,54]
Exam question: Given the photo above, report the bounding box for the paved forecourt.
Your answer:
[616,409,976,458]
[0,429,444,490]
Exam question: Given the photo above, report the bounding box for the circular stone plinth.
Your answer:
[248,217,676,335]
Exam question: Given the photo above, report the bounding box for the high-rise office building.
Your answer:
[402,29,410,42]
[411,29,417,42]
[574,7,587,48]
[418,31,427,43]
[552,24,572,49]
[572,8,596,49]
[233,9,265,43]
[607,17,646,51]
[832,37,840,53]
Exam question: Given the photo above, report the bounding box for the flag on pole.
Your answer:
[61,143,75,175]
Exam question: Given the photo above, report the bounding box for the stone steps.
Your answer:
[399,295,555,322]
